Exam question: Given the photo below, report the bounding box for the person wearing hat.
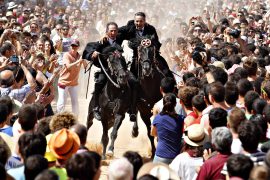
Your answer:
[170,124,208,180]
[7,2,17,11]
[57,39,87,116]
[49,128,80,180]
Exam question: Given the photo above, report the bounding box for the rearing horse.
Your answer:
[130,37,166,158]
[87,45,132,159]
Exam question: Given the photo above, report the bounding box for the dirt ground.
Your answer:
[52,67,153,179]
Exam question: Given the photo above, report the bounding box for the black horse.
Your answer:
[129,37,169,158]
[86,46,132,159]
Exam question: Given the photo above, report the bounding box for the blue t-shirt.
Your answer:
[0,126,13,136]
[153,114,184,159]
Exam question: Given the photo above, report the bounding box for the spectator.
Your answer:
[108,158,133,180]
[170,124,208,180]
[152,77,185,118]
[52,24,73,65]
[87,151,102,180]
[227,107,246,154]
[191,94,207,125]
[238,121,265,164]
[7,132,46,180]
[17,104,37,134]
[197,127,232,180]
[226,154,253,180]
[56,39,87,116]
[70,123,88,153]
[66,152,96,180]
[224,81,239,108]
[49,112,77,133]
[178,86,199,128]
[137,162,179,180]
[0,103,12,136]
[244,91,260,119]
[35,170,58,180]
[209,107,228,131]
[151,93,184,164]
[123,151,143,180]
[243,58,257,82]
[24,155,48,180]
[48,128,80,180]
[236,79,253,109]
[249,166,268,180]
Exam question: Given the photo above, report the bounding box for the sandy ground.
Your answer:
[53,66,153,179]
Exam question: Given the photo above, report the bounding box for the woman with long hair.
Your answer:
[151,93,185,164]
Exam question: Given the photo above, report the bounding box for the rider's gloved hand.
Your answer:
[92,51,100,59]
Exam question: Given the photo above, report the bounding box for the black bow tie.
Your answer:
[137,29,143,33]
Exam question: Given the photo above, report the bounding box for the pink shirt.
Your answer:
[58,51,81,86]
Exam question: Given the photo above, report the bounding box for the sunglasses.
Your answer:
[62,28,69,31]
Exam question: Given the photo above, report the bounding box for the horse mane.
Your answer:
[101,45,127,71]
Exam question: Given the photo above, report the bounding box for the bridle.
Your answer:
[98,50,126,88]
[137,39,165,78]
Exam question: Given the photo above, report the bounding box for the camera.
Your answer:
[10,55,19,63]
[228,29,241,38]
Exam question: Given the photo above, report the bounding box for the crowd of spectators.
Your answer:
[2,0,270,179]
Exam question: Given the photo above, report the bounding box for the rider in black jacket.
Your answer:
[83,22,138,121]
[118,12,172,78]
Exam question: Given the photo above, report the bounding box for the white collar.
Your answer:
[108,38,116,45]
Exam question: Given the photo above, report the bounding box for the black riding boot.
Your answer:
[93,91,102,121]
[128,72,139,122]
[93,72,107,121]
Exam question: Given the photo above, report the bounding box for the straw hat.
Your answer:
[183,124,209,147]
[49,128,80,160]
[137,162,179,180]
[7,2,17,10]
[212,61,225,70]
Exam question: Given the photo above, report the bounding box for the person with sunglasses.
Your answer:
[52,24,74,66]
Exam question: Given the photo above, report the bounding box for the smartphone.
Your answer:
[10,55,19,63]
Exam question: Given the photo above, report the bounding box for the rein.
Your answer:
[98,54,120,88]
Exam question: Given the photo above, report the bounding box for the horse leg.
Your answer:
[132,118,139,138]
[141,113,156,159]
[107,114,124,157]
[87,98,94,129]
[101,119,109,160]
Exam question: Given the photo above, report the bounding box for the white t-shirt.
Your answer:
[170,152,203,180]
[231,138,243,154]
[52,35,73,65]
[155,97,186,116]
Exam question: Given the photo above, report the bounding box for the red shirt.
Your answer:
[196,153,230,180]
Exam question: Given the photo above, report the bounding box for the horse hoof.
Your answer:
[132,128,139,138]
[107,150,114,158]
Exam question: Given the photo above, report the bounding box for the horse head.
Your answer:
[129,35,158,77]
[101,45,129,87]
